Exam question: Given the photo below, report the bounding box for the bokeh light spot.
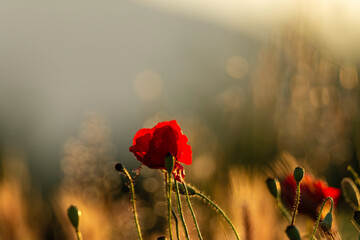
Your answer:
[226,56,249,79]
[143,177,159,193]
[133,70,163,100]
[216,86,246,112]
[339,66,358,90]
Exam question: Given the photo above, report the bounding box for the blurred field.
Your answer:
[1,0,360,239]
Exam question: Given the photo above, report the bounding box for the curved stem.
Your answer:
[348,165,360,187]
[123,167,143,240]
[291,183,301,226]
[166,173,174,240]
[172,210,180,240]
[277,201,292,224]
[174,177,190,239]
[310,197,334,240]
[183,182,203,240]
[196,192,240,240]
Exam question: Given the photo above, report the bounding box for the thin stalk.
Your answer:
[196,192,240,240]
[277,201,292,224]
[174,177,190,240]
[348,165,360,186]
[351,218,360,232]
[166,173,174,240]
[183,182,203,240]
[310,197,334,240]
[291,183,301,226]
[76,230,83,240]
[172,210,180,240]
[123,167,143,240]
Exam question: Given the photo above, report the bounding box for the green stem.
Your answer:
[183,182,203,240]
[172,210,180,240]
[196,192,240,240]
[123,167,143,240]
[166,173,174,240]
[310,197,334,240]
[174,177,190,240]
[76,230,83,240]
[291,183,301,226]
[348,165,360,187]
[277,201,292,224]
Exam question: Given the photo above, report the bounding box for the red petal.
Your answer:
[177,140,192,165]
[132,127,154,145]
[323,186,341,205]
[173,162,185,182]
[154,120,181,133]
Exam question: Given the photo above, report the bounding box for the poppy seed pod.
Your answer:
[285,225,301,240]
[266,177,281,199]
[67,205,80,230]
[165,153,175,174]
[173,182,197,196]
[174,182,197,196]
[320,212,333,231]
[115,162,124,173]
[293,167,305,183]
[341,177,360,210]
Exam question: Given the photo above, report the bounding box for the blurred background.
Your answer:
[1,0,360,239]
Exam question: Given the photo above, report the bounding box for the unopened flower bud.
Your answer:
[174,182,197,195]
[285,225,301,240]
[293,167,305,183]
[165,153,175,174]
[341,177,360,210]
[115,163,124,173]
[320,212,333,231]
[353,211,360,226]
[266,178,281,199]
[67,205,81,230]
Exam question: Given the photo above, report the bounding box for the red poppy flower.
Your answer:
[281,174,341,219]
[129,120,192,182]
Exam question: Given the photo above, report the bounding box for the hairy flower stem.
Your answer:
[174,177,190,240]
[291,183,301,226]
[310,197,334,240]
[183,182,203,240]
[122,167,143,240]
[166,173,174,240]
[172,210,181,240]
[196,192,240,240]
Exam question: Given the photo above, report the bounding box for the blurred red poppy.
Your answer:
[281,174,341,219]
[129,120,192,182]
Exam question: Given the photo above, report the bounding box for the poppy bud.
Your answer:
[353,211,360,226]
[266,178,281,199]
[67,205,81,230]
[320,212,333,231]
[174,182,197,195]
[285,225,301,240]
[293,167,305,183]
[341,178,360,210]
[165,153,175,174]
[115,163,124,173]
